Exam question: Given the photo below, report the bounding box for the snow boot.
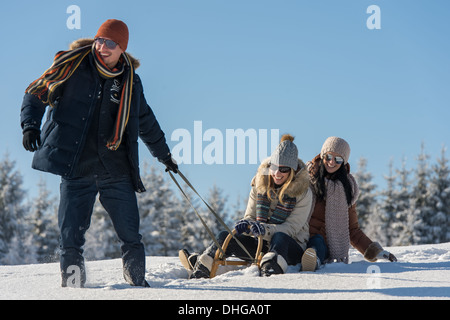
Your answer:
[125,278,150,287]
[124,271,150,287]
[189,253,214,279]
[301,248,319,272]
[260,252,287,277]
[61,261,86,288]
[179,249,199,271]
[142,280,151,287]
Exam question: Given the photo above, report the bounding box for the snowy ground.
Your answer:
[0,242,449,301]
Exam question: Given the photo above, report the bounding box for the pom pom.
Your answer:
[280,134,295,143]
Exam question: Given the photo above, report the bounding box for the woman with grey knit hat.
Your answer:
[301,136,397,272]
[180,134,313,277]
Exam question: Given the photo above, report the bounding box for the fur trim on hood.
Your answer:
[251,158,310,198]
[69,38,140,69]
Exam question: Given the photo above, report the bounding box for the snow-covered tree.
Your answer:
[138,163,184,256]
[366,159,395,245]
[197,184,229,249]
[177,185,204,253]
[390,157,414,246]
[229,194,249,224]
[0,155,37,265]
[427,146,450,243]
[28,178,59,263]
[354,157,377,229]
[410,143,434,244]
[365,203,388,245]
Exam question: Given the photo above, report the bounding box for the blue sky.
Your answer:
[1,1,449,207]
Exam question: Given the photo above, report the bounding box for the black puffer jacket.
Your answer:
[20,39,170,192]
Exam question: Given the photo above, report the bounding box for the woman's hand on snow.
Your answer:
[377,250,397,262]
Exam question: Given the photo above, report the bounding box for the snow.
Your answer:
[1,242,449,300]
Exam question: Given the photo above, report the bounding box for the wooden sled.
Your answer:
[210,229,264,278]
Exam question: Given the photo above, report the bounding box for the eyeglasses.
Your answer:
[95,38,118,50]
[325,154,344,164]
[269,164,291,173]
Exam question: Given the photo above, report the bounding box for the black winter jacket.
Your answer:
[20,51,170,193]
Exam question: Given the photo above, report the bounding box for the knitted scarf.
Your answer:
[324,174,360,263]
[25,43,134,151]
[256,192,297,224]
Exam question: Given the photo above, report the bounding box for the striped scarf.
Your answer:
[256,192,297,224]
[25,43,134,151]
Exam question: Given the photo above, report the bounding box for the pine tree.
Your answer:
[354,157,377,229]
[28,178,59,263]
[230,194,249,224]
[390,157,414,246]
[366,159,395,245]
[138,163,184,256]
[365,204,388,245]
[427,146,450,243]
[0,155,37,264]
[411,143,434,244]
[178,185,204,253]
[197,184,229,249]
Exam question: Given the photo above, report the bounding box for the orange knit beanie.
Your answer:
[95,19,129,51]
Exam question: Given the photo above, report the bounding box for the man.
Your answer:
[20,19,178,287]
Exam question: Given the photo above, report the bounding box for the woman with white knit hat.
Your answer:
[180,134,313,277]
[301,136,397,272]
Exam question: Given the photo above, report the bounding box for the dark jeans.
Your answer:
[306,234,329,264]
[58,175,145,287]
[211,231,304,266]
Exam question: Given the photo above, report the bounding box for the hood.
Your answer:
[251,158,310,198]
[69,38,140,69]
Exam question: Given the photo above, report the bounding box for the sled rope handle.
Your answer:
[168,170,225,256]
[168,170,254,260]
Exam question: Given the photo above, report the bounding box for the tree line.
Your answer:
[0,143,449,265]
[355,144,449,247]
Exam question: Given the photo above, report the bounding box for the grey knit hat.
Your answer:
[270,134,298,171]
[320,136,351,164]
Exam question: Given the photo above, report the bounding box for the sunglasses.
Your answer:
[325,154,344,164]
[269,164,291,173]
[95,38,118,50]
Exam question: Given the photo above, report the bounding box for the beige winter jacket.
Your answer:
[243,158,313,250]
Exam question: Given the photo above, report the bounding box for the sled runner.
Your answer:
[210,229,264,278]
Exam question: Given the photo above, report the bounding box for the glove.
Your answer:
[23,129,41,152]
[234,220,250,235]
[162,155,178,173]
[249,221,265,237]
[377,250,397,262]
